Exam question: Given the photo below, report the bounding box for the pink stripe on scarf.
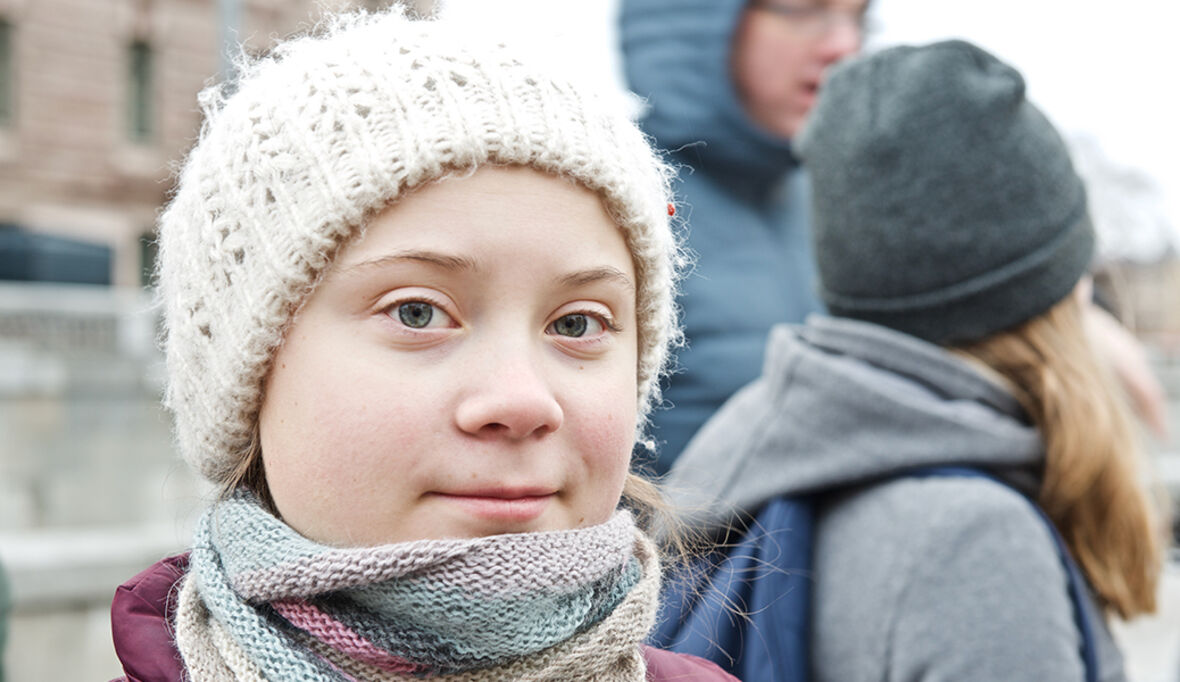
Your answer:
[273,599,422,674]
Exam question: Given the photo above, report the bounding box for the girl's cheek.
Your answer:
[579,401,638,471]
[585,409,635,523]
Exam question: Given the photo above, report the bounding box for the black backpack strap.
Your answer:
[907,466,1099,682]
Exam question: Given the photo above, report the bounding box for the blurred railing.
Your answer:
[0,282,161,398]
[0,281,206,613]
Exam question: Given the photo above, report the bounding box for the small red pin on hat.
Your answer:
[667,203,676,217]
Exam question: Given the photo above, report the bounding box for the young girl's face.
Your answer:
[257,166,639,547]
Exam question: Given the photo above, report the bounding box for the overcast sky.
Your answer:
[439,0,1180,255]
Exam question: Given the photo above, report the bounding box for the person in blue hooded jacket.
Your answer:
[620,0,870,473]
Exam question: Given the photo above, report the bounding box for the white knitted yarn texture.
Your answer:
[157,9,682,483]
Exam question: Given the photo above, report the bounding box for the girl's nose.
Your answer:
[454,352,564,440]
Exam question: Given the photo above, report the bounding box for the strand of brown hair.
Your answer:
[956,296,1164,619]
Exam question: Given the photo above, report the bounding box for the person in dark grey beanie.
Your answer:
[798,37,1169,434]
[658,39,1163,681]
[795,38,1094,344]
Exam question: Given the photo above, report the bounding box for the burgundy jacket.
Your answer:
[111,554,739,682]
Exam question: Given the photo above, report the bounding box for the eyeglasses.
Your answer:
[751,1,874,38]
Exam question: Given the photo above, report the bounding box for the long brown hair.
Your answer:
[955,295,1164,618]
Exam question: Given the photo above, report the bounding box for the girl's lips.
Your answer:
[432,491,555,523]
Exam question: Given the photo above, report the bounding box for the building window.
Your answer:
[127,40,154,142]
[0,18,13,126]
[0,226,112,285]
[139,231,158,287]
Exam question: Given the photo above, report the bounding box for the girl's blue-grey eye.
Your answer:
[553,314,588,337]
[398,302,435,328]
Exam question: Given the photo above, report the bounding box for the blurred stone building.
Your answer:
[1070,132,1180,349]
[0,1,431,679]
[0,0,431,287]
[1097,258,1180,350]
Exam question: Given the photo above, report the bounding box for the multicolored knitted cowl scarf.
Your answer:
[173,493,661,681]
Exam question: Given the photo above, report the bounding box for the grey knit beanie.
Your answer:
[157,10,682,484]
[795,39,1094,344]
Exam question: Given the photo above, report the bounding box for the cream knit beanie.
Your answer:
[157,9,682,483]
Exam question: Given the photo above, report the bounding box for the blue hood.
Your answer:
[620,0,798,181]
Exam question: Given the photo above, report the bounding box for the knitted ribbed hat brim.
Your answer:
[821,208,1094,344]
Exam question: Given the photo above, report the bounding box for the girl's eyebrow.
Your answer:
[559,266,635,293]
[337,254,632,292]
[336,250,479,277]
